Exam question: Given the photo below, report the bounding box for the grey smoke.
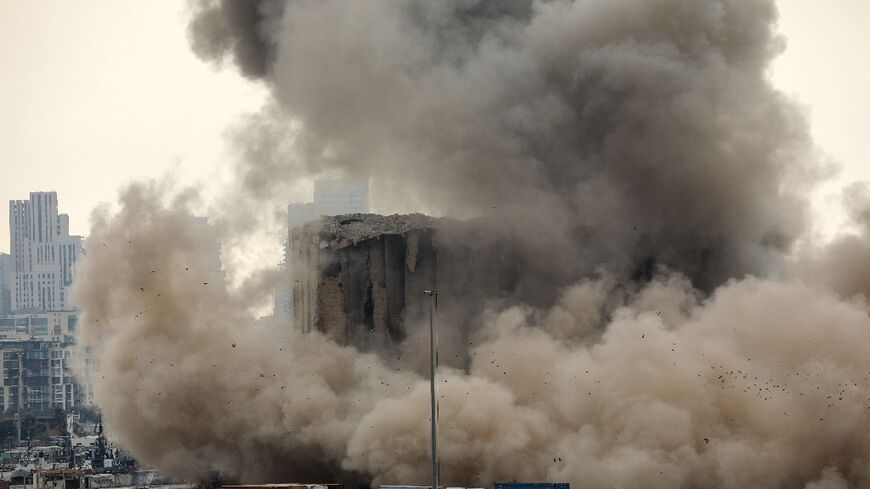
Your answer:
[798,182,870,300]
[188,0,285,78]
[73,190,870,486]
[68,0,870,487]
[188,0,817,294]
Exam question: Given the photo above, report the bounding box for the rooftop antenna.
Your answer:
[423,290,439,489]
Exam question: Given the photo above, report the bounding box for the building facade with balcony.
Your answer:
[9,192,82,312]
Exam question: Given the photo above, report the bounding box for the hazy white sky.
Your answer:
[0,1,868,253]
[0,1,266,253]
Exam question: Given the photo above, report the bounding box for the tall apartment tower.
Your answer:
[311,178,370,218]
[9,192,82,312]
[0,253,11,316]
[275,178,370,320]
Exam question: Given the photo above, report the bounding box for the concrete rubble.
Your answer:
[288,213,520,363]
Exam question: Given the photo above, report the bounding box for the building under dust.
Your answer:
[288,214,518,355]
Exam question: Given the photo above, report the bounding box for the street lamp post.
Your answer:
[423,290,439,489]
[17,351,23,444]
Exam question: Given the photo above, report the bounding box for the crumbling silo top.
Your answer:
[314,213,437,249]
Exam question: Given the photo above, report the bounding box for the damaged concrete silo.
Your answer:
[288,213,518,359]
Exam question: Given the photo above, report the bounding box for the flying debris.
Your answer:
[68,0,870,488]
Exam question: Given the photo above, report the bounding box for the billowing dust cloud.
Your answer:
[73,187,870,488]
[70,1,870,488]
[188,0,817,293]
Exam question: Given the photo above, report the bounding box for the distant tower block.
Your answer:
[9,192,82,312]
[276,178,370,320]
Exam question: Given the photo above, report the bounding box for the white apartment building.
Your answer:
[9,192,82,312]
[0,253,11,316]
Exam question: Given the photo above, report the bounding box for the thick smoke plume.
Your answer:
[798,183,870,300]
[74,186,870,487]
[69,0,870,488]
[188,0,285,78]
[189,0,817,293]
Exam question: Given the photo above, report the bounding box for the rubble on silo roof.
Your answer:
[313,213,438,249]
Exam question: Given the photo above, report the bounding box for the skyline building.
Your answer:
[276,178,370,320]
[0,338,90,412]
[311,177,370,219]
[1,193,96,411]
[9,192,83,312]
[0,253,11,316]
[286,178,371,230]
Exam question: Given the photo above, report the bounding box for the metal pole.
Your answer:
[424,290,438,489]
[17,350,23,444]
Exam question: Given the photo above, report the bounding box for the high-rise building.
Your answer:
[286,178,370,230]
[0,339,90,412]
[3,194,92,411]
[0,253,11,316]
[311,177,369,218]
[0,310,79,342]
[0,253,10,286]
[9,192,82,312]
[276,178,370,319]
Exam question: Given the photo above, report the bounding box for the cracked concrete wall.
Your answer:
[290,214,515,369]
